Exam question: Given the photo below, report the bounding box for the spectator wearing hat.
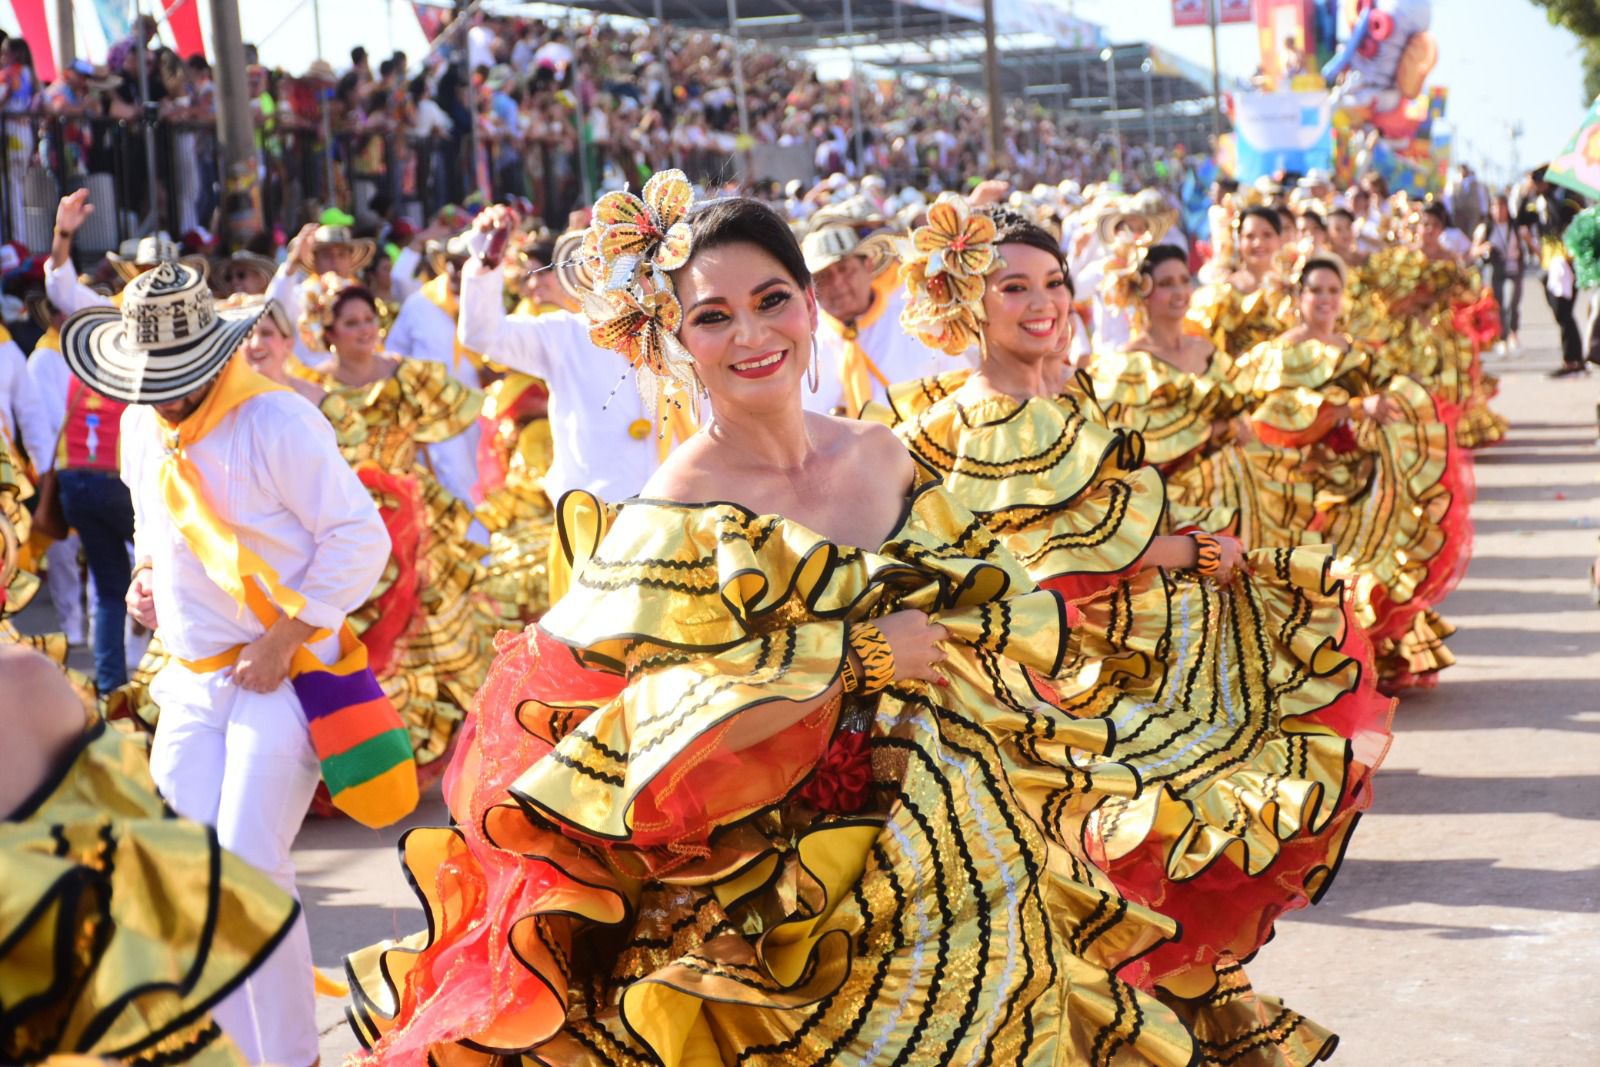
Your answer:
[803,222,961,419]
[63,261,386,1061]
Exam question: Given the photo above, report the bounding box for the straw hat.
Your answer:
[105,233,210,284]
[426,232,476,278]
[213,250,278,294]
[1094,189,1179,244]
[293,225,377,276]
[61,262,265,404]
[800,224,863,276]
[551,228,597,302]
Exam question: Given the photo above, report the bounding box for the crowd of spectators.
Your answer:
[0,10,1193,250]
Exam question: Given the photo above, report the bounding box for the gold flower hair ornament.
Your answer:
[580,169,701,412]
[896,193,1002,357]
[298,271,365,352]
[1100,233,1156,309]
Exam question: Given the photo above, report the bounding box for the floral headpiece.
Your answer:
[896,193,1000,357]
[576,169,700,409]
[298,271,367,352]
[1099,235,1157,326]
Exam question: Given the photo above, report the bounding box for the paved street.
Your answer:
[15,299,1597,1063]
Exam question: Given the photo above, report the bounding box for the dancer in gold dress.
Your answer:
[303,280,494,788]
[1356,201,1508,448]
[1187,204,1294,357]
[891,201,1389,1050]
[344,176,1328,1066]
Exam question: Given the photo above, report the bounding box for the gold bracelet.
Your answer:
[132,560,153,577]
[846,622,895,694]
[1190,533,1223,577]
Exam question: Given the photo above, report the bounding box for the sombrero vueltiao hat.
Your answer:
[26,291,57,332]
[1094,189,1180,245]
[61,262,265,404]
[294,225,377,276]
[105,233,210,284]
[801,222,896,279]
[551,228,597,302]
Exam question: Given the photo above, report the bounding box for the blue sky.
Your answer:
[5,0,1587,187]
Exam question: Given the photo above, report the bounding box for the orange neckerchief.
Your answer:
[422,274,485,372]
[818,267,901,417]
[155,355,312,626]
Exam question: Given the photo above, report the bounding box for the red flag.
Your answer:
[1173,0,1209,27]
[1219,0,1255,23]
[162,0,206,60]
[11,0,57,83]
[413,2,448,41]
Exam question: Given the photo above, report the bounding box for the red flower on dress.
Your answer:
[1322,422,1359,455]
[797,729,873,814]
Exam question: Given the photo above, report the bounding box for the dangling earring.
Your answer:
[807,333,820,394]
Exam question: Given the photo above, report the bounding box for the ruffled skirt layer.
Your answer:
[345,624,1335,1066]
[1031,548,1390,998]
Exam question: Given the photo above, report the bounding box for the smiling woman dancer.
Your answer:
[341,175,1298,1065]
[893,200,1389,1058]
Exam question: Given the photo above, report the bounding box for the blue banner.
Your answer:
[1233,91,1334,181]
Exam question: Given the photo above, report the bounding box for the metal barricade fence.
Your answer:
[0,112,817,254]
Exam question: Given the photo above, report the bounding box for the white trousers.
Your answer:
[43,535,86,644]
[148,662,321,1067]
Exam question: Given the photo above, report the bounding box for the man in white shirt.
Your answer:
[384,233,485,525]
[802,223,966,417]
[458,218,663,503]
[62,262,387,1066]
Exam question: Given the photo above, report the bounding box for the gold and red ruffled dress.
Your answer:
[1356,247,1507,449]
[474,372,556,629]
[897,385,1391,1021]
[344,472,1334,1066]
[1,721,299,1063]
[318,358,494,789]
[1185,275,1293,358]
[1087,348,1320,551]
[1226,338,1471,690]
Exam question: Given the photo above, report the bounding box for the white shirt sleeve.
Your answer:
[2,341,53,469]
[121,406,154,565]
[385,297,419,358]
[457,262,554,379]
[254,399,389,631]
[26,352,67,471]
[391,246,424,303]
[45,258,110,316]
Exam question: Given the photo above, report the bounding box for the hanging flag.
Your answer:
[88,0,133,48]
[1219,0,1254,23]
[10,0,56,83]
[1173,0,1209,27]
[413,2,449,41]
[162,0,206,60]
[1546,96,1600,202]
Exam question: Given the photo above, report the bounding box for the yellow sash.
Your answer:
[155,355,320,630]
[422,274,486,372]
[818,267,901,417]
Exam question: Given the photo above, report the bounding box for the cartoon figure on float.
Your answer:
[1322,0,1436,142]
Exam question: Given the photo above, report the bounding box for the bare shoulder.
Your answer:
[815,414,914,481]
[0,645,87,814]
[639,432,719,502]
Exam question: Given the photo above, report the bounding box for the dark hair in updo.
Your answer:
[1421,201,1451,226]
[327,284,380,325]
[1139,244,1188,279]
[1236,204,1284,235]
[686,197,811,288]
[978,204,1064,268]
